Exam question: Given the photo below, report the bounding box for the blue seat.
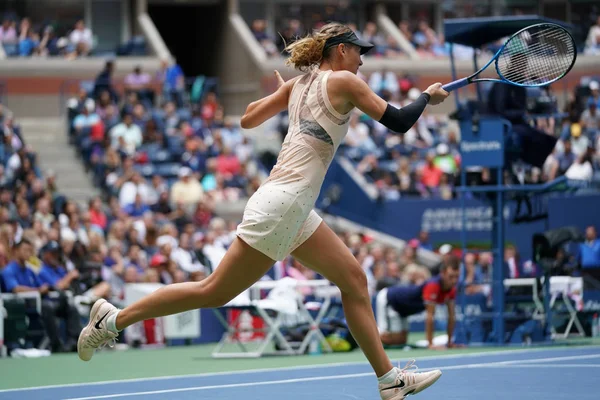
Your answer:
[167,135,184,154]
[155,163,181,179]
[149,148,172,164]
[177,108,191,121]
[134,163,155,178]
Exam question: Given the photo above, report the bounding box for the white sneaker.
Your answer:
[379,360,442,400]
[77,299,120,361]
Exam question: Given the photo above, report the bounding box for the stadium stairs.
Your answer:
[19,118,101,205]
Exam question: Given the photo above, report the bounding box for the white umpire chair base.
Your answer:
[211,279,334,358]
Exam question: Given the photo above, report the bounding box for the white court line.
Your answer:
[482,364,600,368]
[61,353,600,400]
[2,345,599,394]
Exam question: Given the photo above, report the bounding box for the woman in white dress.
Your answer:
[78,22,449,400]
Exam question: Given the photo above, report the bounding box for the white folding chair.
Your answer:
[211,278,332,358]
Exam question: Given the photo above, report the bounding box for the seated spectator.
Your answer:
[2,239,82,353]
[170,167,204,212]
[565,150,594,181]
[68,19,93,57]
[0,18,17,43]
[124,65,154,106]
[124,194,150,218]
[584,16,600,55]
[420,152,443,190]
[251,19,278,57]
[118,172,152,209]
[73,98,101,135]
[579,226,600,269]
[109,112,142,155]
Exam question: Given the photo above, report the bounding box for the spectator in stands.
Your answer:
[37,240,83,348]
[118,171,151,208]
[68,19,93,57]
[578,226,600,269]
[590,81,600,108]
[504,245,523,279]
[94,60,117,102]
[158,58,185,108]
[344,111,378,159]
[124,65,154,107]
[0,18,17,43]
[459,253,485,294]
[565,149,594,181]
[368,69,399,98]
[362,22,387,56]
[251,19,278,57]
[170,167,204,212]
[73,98,101,137]
[569,123,590,157]
[584,16,600,55]
[109,112,142,156]
[1,239,81,353]
[581,99,600,134]
[420,152,443,191]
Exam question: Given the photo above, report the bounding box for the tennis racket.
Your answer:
[442,23,577,92]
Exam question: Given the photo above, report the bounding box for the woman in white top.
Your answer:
[77,22,449,400]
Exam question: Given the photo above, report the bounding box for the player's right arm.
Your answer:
[329,71,449,133]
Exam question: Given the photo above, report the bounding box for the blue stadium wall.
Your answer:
[317,158,600,261]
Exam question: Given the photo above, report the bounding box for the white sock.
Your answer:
[106,311,121,333]
[378,367,399,385]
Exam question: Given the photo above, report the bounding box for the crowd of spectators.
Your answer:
[0,14,145,58]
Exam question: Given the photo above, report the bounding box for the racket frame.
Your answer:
[442,23,577,92]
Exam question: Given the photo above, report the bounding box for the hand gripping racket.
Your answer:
[442,23,577,92]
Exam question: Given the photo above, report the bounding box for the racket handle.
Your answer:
[442,78,470,92]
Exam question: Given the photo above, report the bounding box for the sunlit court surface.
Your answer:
[0,345,598,400]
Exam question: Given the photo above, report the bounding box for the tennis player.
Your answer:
[78,22,449,399]
[376,255,460,349]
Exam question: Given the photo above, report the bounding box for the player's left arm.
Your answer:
[425,303,436,348]
[446,299,456,347]
[240,71,299,129]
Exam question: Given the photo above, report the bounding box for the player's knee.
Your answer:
[341,267,369,301]
[194,281,235,308]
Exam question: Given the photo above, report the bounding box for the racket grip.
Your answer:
[442,78,470,92]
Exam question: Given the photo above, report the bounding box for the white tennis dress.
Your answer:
[237,69,351,261]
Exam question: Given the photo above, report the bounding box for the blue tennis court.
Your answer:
[1,346,597,400]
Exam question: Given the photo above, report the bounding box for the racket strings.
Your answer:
[500,30,573,84]
[497,25,575,86]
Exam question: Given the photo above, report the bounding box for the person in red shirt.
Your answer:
[88,197,107,230]
[376,255,460,348]
[215,146,241,177]
[420,152,443,188]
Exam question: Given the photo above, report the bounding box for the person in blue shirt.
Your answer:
[37,240,83,353]
[579,226,600,269]
[2,239,81,353]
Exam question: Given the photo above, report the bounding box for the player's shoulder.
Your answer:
[328,70,361,86]
[423,276,441,289]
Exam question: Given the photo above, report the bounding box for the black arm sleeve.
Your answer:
[378,92,431,133]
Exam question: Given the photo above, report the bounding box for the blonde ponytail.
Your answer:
[284,22,352,72]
